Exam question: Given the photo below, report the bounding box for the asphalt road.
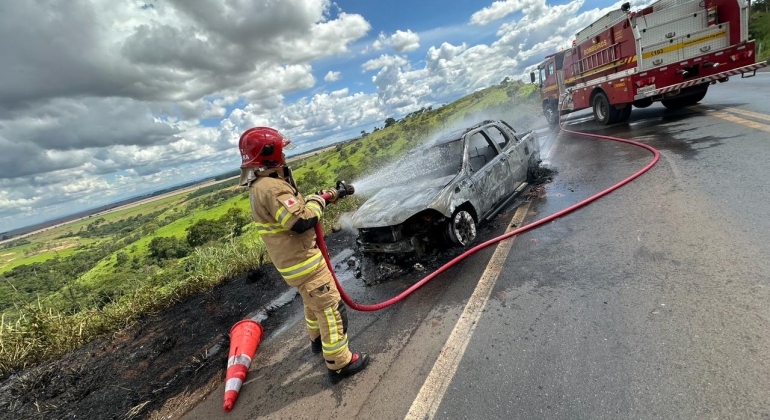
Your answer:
[183,74,770,419]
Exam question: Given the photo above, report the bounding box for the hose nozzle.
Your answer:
[335,180,355,198]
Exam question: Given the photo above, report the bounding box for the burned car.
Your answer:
[352,120,540,277]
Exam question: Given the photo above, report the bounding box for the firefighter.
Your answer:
[238,126,369,383]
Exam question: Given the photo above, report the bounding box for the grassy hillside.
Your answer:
[750,0,770,61]
[0,80,540,377]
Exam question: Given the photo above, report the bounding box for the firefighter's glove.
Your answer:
[306,194,327,209]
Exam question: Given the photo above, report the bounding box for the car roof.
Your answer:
[422,120,502,148]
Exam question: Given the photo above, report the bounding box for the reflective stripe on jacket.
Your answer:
[248,176,324,286]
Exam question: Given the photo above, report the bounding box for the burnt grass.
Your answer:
[0,264,292,420]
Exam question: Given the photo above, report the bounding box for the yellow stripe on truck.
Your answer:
[641,29,726,59]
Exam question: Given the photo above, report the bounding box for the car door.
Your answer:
[464,129,512,216]
[483,124,526,194]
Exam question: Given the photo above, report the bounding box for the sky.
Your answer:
[0,0,629,232]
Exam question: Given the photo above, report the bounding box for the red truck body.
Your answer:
[533,0,768,125]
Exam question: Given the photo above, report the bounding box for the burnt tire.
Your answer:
[446,209,477,247]
[592,92,619,125]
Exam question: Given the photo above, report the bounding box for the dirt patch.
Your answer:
[47,241,78,252]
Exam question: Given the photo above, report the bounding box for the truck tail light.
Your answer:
[730,51,752,61]
[635,77,656,87]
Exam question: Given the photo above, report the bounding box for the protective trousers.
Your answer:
[296,265,353,370]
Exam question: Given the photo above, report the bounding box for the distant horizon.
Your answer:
[0,138,348,235]
[1,174,229,237]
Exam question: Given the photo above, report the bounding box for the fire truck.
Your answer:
[532,0,768,125]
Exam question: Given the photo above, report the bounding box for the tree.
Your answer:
[186,219,229,247]
[222,207,251,237]
[749,5,770,59]
[360,130,368,137]
[148,236,190,260]
[384,117,396,127]
[336,164,358,183]
[300,168,324,190]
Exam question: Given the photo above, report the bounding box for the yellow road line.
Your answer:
[694,106,770,133]
[721,107,770,122]
[405,201,531,420]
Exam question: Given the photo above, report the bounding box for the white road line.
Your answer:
[405,201,532,420]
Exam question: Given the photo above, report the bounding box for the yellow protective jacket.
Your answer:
[248,174,325,287]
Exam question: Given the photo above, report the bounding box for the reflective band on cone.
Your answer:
[222,319,263,412]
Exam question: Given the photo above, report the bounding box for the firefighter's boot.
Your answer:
[311,336,322,355]
[328,351,369,384]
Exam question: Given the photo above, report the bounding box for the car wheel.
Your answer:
[526,156,540,183]
[446,209,477,247]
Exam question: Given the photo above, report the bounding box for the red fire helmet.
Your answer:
[238,127,296,168]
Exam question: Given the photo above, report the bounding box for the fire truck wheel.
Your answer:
[632,98,653,108]
[662,85,708,109]
[543,103,559,126]
[618,105,632,123]
[592,92,619,125]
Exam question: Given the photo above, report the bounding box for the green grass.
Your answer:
[1,193,190,274]
[1,246,80,271]
[757,38,770,61]
[71,195,250,290]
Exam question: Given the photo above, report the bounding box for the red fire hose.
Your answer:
[316,118,660,312]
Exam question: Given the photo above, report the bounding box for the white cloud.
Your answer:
[470,0,541,25]
[325,71,342,82]
[362,54,409,72]
[371,29,421,52]
[388,30,421,52]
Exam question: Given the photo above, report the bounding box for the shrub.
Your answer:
[185,219,230,247]
[148,236,190,260]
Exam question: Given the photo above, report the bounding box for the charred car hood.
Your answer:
[352,175,456,228]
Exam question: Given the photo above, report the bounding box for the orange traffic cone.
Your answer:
[222,319,263,412]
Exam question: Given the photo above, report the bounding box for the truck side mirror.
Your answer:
[530,72,536,84]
